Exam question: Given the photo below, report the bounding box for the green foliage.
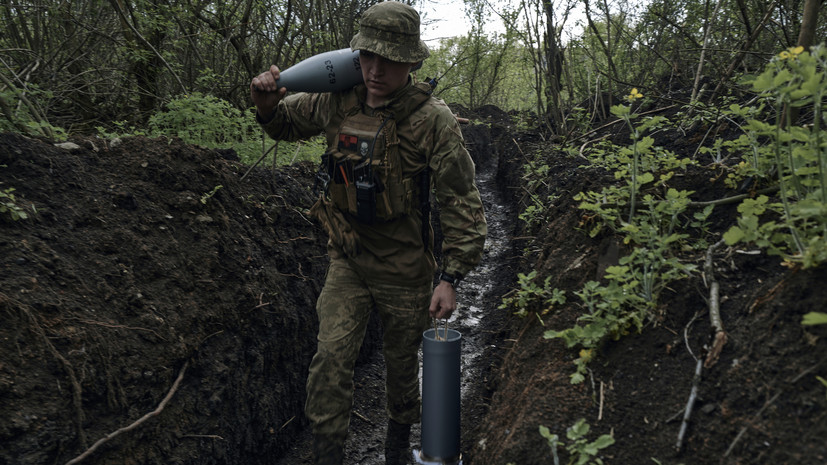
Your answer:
[0,186,34,221]
[576,108,692,237]
[723,45,827,269]
[96,93,325,167]
[540,419,615,465]
[499,270,566,318]
[549,96,703,383]
[148,92,257,152]
[518,155,559,230]
[200,185,223,204]
[802,312,827,326]
[420,32,536,111]
[0,84,67,140]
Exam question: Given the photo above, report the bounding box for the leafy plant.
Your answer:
[200,185,223,204]
[148,92,256,150]
[499,270,566,318]
[540,419,614,465]
[548,189,699,383]
[0,186,34,221]
[724,45,827,268]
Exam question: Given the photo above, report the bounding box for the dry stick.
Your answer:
[65,361,189,465]
[704,238,728,368]
[675,358,703,451]
[724,357,827,457]
[676,238,728,449]
[241,141,278,181]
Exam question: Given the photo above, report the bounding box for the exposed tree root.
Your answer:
[64,360,189,465]
[2,293,88,449]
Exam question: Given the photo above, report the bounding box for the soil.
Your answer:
[1,99,826,465]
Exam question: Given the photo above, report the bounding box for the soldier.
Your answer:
[250,2,486,464]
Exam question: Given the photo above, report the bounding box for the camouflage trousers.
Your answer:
[306,258,432,439]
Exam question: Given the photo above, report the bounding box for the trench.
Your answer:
[274,124,516,464]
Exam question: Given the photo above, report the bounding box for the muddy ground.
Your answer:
[1,101,826,465]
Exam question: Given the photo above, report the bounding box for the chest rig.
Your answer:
[320,80,436,225]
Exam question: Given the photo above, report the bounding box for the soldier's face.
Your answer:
[359,51,413,105]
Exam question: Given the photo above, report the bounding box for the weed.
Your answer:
[499,270,566,318]
[200,185,223,204]
[724,45,827,268]
[0,186,34,221]
[540,419,614,465]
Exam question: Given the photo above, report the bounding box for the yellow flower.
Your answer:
[779,45,805,60]
[579,348,593,361]
[625,88,643,102]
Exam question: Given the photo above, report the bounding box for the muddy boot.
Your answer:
[384,418,412,465]
[313,433,345,465]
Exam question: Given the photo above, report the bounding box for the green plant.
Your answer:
[539,425,562,465]
[576,103,692,238]
[0,83,67,140]
[149,92,254,146]
[499,270,566,318]
[802,312,827,325]
[541,419,614,465]
[724,44,827,268]
[0,186,34,221]
[200,185,223,204]
[548,189,699,383]
[816,376,827,400]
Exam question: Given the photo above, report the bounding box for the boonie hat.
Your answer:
[350,1,430,63]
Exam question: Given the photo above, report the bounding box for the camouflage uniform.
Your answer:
[257,1,487,460]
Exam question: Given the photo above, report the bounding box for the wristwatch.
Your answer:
[438,270,462,288]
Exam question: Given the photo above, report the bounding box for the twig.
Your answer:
[182,434,224,440]
[241,141,278,181]
[598,381,605,421]
[703,238,728,368]
[748,273,791,313]
[65,361,189,465]
[353,410,373,425]
[688,186,779,207]
[675,358,703,451]
[280,416,296,430]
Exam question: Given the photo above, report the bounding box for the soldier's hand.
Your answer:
[251,65,287,118]
[429,281,457,320]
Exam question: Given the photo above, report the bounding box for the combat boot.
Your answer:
[384,418,412,465]
[312,433,345,465]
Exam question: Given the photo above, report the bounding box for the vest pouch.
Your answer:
[355,179,377,224]
[377,173,416,219]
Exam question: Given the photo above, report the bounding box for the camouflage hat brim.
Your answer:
[349,1,430,63]
[350,26,430,63]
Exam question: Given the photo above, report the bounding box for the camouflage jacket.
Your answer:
[259,79,487,285]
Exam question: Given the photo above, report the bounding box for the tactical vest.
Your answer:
[322,81,435,224]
